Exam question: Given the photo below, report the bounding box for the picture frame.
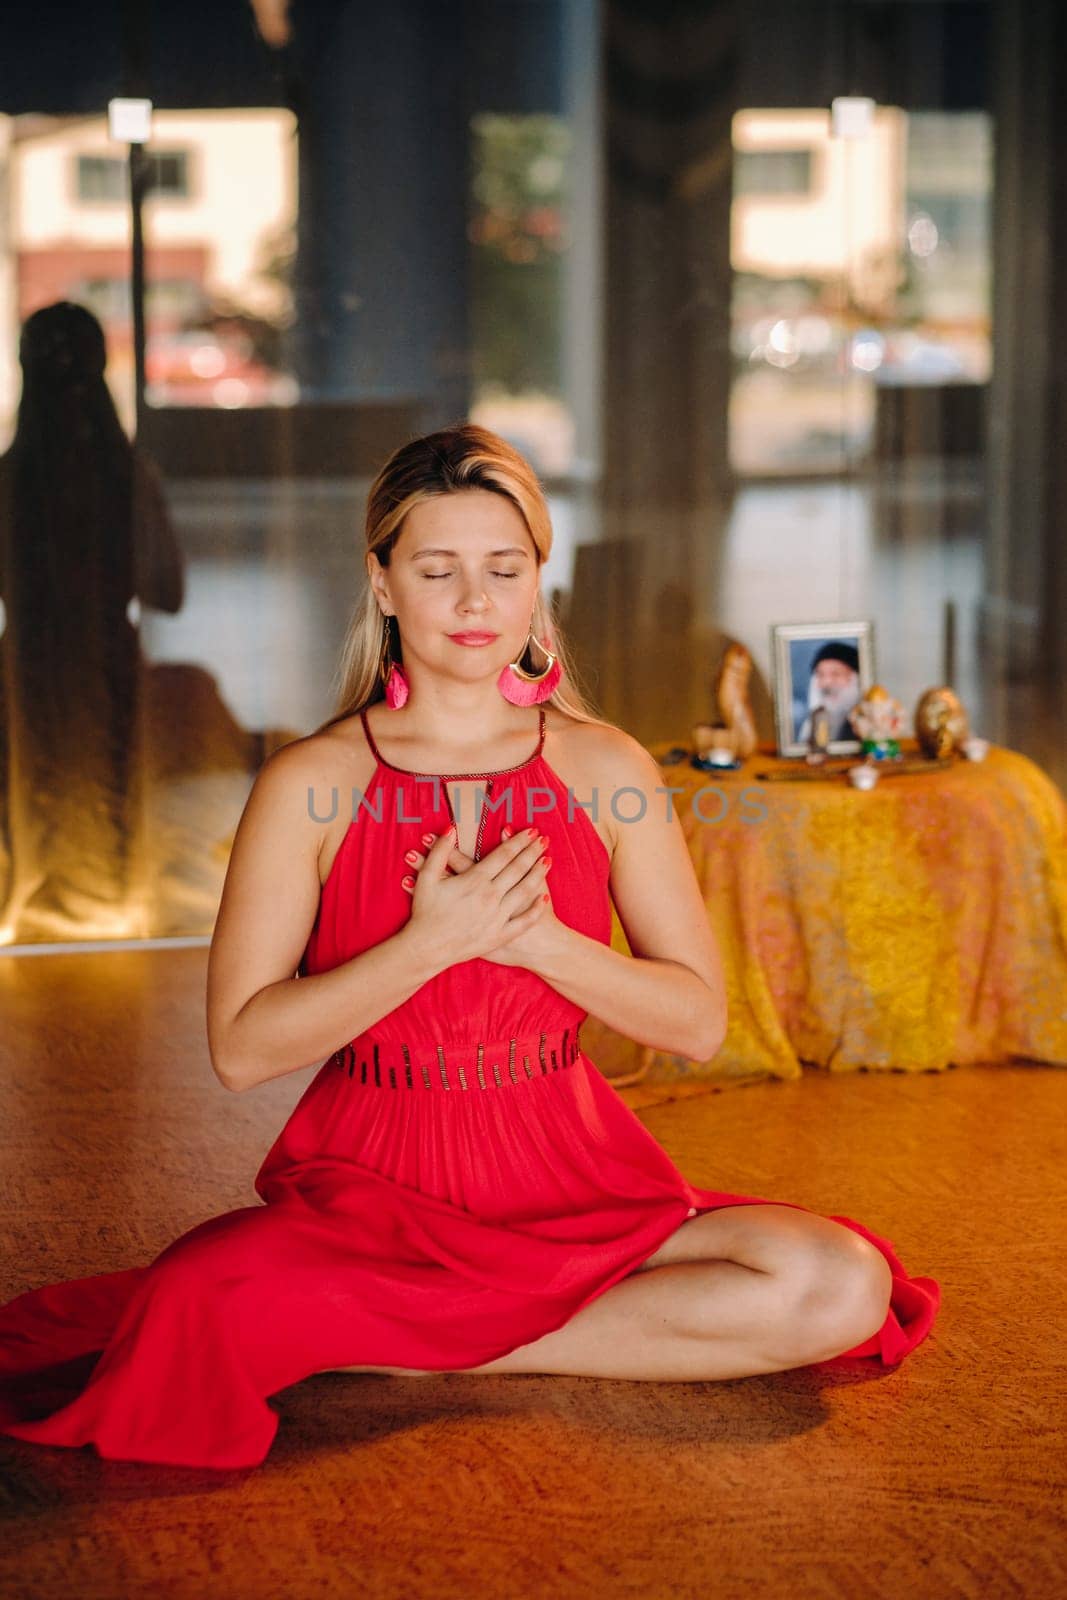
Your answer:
[770,620,876,757]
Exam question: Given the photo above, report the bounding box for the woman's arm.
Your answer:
[206,741,446,1093]
[527,731,727,1062]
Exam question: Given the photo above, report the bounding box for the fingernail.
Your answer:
[402,875,414,888]
[542,892,550,903]
[542,854,552,869]
[502,825,512,839]
[422,833,435,845]
[404,850,418,865]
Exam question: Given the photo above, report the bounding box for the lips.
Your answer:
[448,632,499,644]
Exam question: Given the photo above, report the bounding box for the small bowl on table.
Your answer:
[847,763,880,791]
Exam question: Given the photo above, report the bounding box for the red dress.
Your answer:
[0,704,940,1468]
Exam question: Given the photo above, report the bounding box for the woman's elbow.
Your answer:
[216,1065,248,1093]
[210,1047,247,1093]
[207,1021,248,1093]
[692,1003,728,1061]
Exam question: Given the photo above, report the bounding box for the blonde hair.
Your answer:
[313,422,609,734]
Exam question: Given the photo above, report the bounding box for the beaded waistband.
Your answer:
[330,1024,582,1091]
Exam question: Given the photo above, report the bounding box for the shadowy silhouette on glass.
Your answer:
[0,301,184,941]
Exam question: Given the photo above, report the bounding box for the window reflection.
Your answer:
[468,112,574,477]
[730,107,992,476]
[0,108,297,440]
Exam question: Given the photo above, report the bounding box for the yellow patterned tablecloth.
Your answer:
[588,739,1067,1107]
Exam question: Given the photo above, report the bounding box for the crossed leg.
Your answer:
[331,1203,894,1383]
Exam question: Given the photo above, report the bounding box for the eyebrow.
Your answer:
[407,547,531,559]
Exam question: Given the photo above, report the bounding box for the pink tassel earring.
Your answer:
[497,629,562,705]
[379,614,409,708]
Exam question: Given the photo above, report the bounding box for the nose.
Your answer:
[457,580,491,612]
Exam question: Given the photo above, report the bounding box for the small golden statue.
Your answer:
[714,643,758,759]
[914,686,970,758]
[806,704,832,764]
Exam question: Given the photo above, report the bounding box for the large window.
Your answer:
[729,108,992,476]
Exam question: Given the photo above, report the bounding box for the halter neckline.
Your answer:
[360,704,547,779]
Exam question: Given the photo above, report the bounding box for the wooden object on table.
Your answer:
[714,643,758,758]
[752,754,957,781]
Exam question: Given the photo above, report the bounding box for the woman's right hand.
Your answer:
[402,827,550,966]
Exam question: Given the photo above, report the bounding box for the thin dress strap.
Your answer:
[359,706,383,764]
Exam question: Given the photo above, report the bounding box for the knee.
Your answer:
[144,1214,253,1299]
[787,1233,894,1359]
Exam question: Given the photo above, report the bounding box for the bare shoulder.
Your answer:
[544,707,663,794]
[234,736,323,869]
[276,713,378,792]
[255,716,378,877]
[543,709,667,860]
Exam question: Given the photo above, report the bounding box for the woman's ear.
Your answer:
[366,554,391,609]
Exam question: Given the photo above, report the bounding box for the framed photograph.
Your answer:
[770,620,876,757]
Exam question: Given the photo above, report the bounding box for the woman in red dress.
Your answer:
[0,424,940,1468]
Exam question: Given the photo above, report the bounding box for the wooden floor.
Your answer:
[0,947,1063,1600]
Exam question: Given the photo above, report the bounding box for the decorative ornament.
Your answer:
[914,686,970,758]
[379,614,409,708]
[851,683,906,760]
[497,628,561,705]
[714,643,758,758]
[806,704,832,765]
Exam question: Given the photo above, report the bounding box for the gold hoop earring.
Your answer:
[497,627,561,705]
[508,631,557,681]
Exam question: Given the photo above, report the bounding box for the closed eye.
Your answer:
[423,571,521,580]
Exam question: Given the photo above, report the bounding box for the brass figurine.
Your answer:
[806,704,832,764]
[914,686,970,759]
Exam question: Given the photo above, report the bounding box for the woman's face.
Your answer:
[369,488,541,682]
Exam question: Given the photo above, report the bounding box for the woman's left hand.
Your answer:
[398,824,566,971]
[481,865,565,969]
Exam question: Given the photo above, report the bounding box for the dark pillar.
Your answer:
[574,0,739,742]
[983,0,1067,765]
[289,0,472,429]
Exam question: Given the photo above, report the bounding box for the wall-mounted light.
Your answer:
[108,97,153,144]
[831,96,875,140]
